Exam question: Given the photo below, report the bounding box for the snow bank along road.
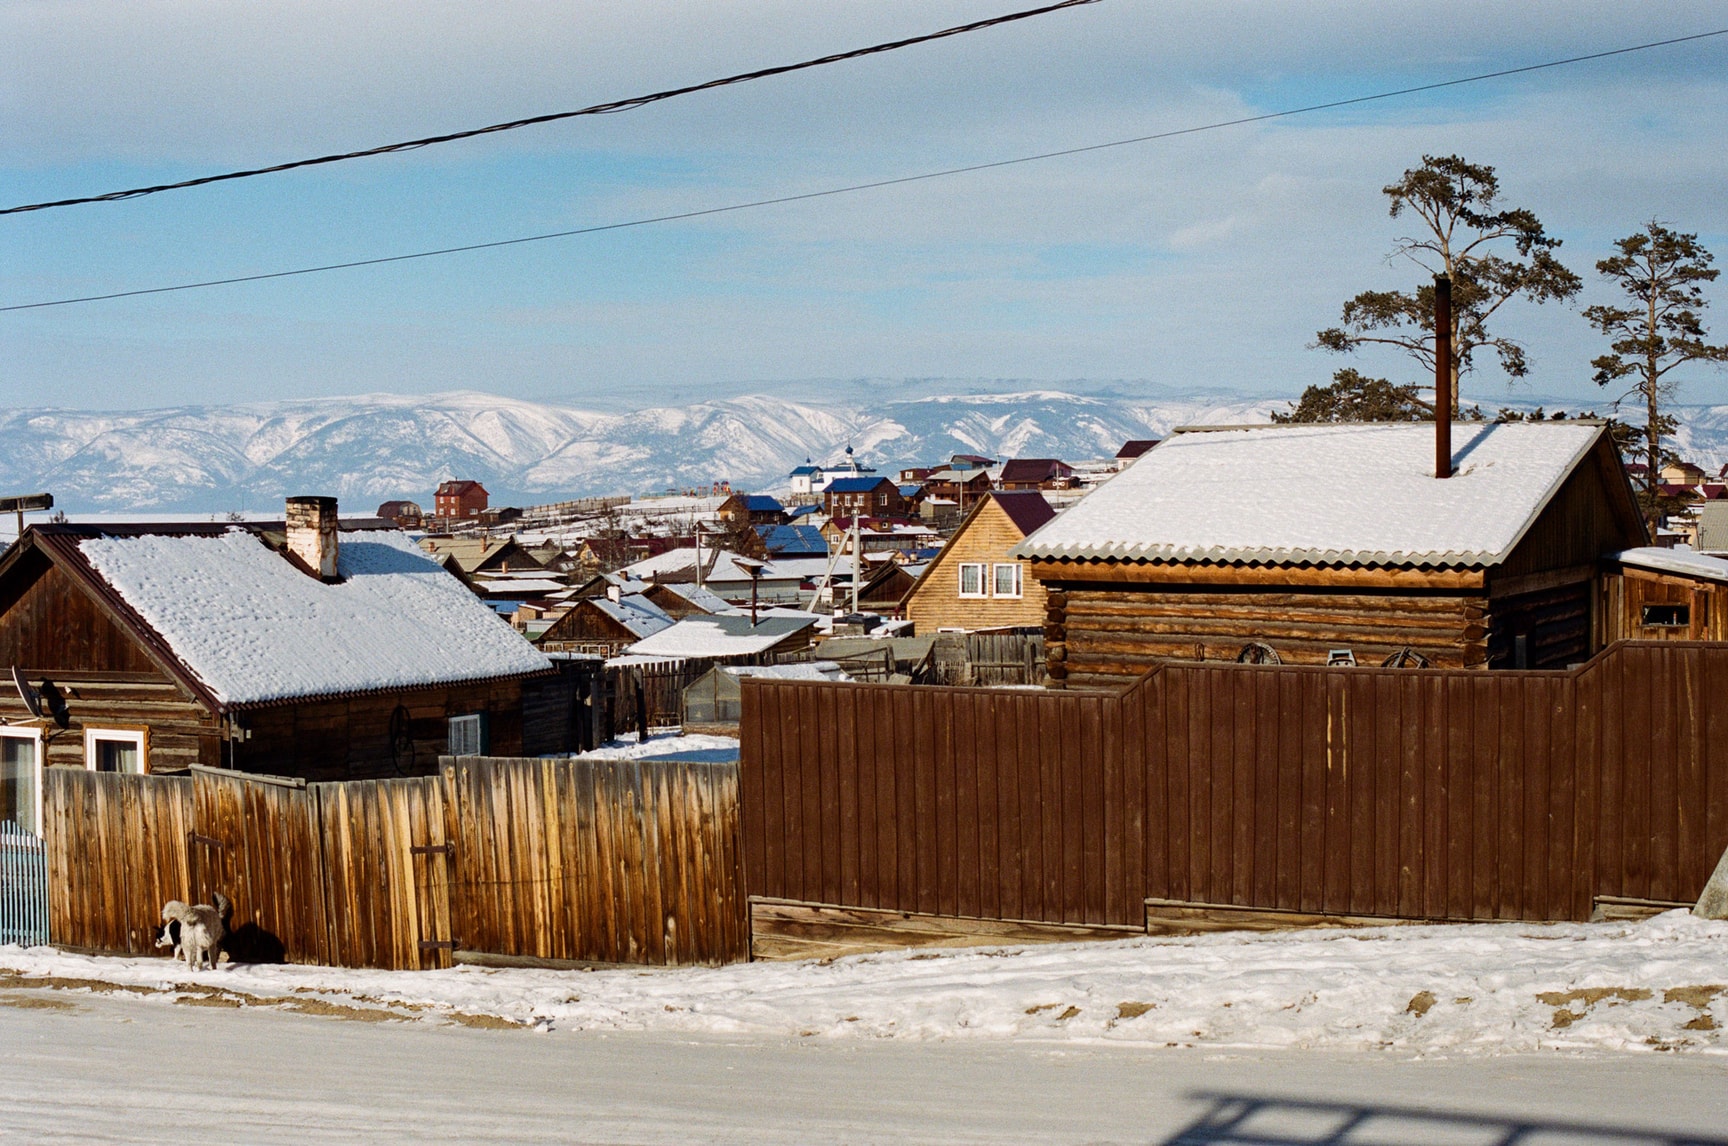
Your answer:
[4,911,1727,1055]
[3,992,1726,1145]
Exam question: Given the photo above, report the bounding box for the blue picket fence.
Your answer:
[0,820,49,947]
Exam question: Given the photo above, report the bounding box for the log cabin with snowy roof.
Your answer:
[0,498,575,801]
[1014,421,1648,688]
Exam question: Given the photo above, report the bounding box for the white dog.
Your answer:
[157,894,230,970]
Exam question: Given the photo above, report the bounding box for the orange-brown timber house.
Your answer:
[1014,422,1648,689]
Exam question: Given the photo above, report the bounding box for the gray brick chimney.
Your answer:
[285,496,340,581]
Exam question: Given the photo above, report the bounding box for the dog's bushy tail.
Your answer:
[213,891,232,921]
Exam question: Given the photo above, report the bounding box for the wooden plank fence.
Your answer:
[44,755,746,970]
[739,641,1728,934]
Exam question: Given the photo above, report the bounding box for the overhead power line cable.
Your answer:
[0,0,1099,216]
[3,26,1723,314]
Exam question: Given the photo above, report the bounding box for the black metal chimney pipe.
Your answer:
[1434,274,1452,479]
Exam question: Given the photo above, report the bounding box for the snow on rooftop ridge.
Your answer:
[1016,421,1605,568]
[78,529,551,706]
[624,615,815,660]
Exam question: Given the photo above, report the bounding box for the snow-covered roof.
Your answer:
[479,578,565,595]
[1614,546,1728,584]
[652,582,735,615]
[77,529,552,707]
[589,594,675,638]
[1015,422,1608,569]
[623,614,818,660]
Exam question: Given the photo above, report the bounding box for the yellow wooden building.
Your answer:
[902,492,1055,633]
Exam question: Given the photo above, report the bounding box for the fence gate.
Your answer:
[0,821,48,947]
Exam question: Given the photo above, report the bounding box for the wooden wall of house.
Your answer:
[0,556,163,676]
[0,555,222,771]
[1041,579,1488,690]
[232,677,537,782]
[1484,581,1593,669]
[1600,567,1728,644]
[906,501,1044,633]
[538,602,636,652]
[1496,438,1646,580]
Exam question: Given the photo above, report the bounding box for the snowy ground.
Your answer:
[569,730,740,763]
[3,911,1726,1058]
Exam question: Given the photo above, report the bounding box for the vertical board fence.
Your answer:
[740,641,1728,929]
[0,820,49,946]
[445,756,747,966]
[44,755,745,970]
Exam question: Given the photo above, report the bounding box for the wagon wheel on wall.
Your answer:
[1236,642,1282,665]
[389,704,416,776]
[1381,647,1431,669]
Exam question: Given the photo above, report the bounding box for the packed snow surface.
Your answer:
[78,529,552,705]
[1018,422,1603,567]
[5,912,1726,1056]
[571,732,740,762]
[1615,546,1728,583]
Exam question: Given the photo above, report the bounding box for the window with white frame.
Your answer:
[447,713,486,757]
[957,563,987,598]
[993,563,1022,598]
[0,727,43,835]
[84,728,147,774]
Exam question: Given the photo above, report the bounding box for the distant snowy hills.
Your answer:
[3,388,1726,513]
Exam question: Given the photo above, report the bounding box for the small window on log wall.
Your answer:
[1640,603,1690,627]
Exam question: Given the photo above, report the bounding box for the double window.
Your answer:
[0,728,43,835]
[958,562,1024,599]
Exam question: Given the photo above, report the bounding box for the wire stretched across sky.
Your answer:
[0,0,1098,216]
[3,26,1723,315]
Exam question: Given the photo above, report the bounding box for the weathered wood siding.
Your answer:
[1601,567,1728,644]
[45,754,746,969]
[0,556,164,676]
[906,499,1044,633]
[232,677,537,781]
[443,756,747,966]
[1047,584,1487,687]
[740,641,1728,929]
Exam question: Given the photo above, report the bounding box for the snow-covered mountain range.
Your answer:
[3,388,1726,513]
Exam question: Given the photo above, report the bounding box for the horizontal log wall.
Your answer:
[1048,585,1489,688]
[739,641,1728,928]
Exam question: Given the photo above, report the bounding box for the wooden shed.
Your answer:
[903,491,1055,634]
[1016,422,1647,688]
[1599,547,1728,643]
[537,594,674,655]
[0,503,572,813]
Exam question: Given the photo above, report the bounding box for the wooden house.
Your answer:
[375,500,423,528]
[1015,422,1647,688]
[997,458,1076,491]
[0,499,571,809]
[1598,548,1728,642]
[642,581,735,619]
[902,492,1055,634]
[417,535,545,577]
[922,466,993,505]
[716,494,788,528]
[536,594,674,655]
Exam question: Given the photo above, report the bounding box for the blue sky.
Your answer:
[3,0,1727,413]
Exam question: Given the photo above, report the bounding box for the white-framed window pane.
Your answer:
[993,563,1022,597]
[0,734,40,835]
[84,729,146,775]
[448,714,484,757]
[958,563,985,597]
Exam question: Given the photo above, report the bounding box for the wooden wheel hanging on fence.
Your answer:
[1381,647,1431,668]
[1236,642,1282,664]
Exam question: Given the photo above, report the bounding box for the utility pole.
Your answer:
[0,493,54,546]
